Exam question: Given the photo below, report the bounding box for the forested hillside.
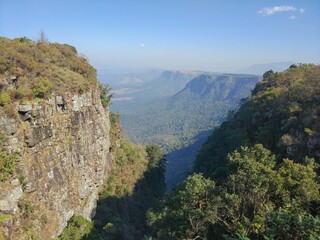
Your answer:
[195,64,320,178]
[120,73,260,189]
[148,64,320,239]
[58,113,166,240]
[121,74,260,151]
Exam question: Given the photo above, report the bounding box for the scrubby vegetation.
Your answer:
[0,37,98,103]
[147,64,320,239]
[0,132,17,181]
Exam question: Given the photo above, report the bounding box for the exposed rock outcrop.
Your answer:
[0,88,112,239]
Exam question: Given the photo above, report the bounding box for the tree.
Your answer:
[38,30,48,43]
[99,83,113,107]
[148,174,218,240]
[217,145,279,237]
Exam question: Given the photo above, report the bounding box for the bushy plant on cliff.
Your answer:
[57,216,93,240]
[0,149,17,181]
[0,133,17,181]
[0,37,98,101]
[0,91,11,105]
[32,76,53,98]
[99,83,113,108]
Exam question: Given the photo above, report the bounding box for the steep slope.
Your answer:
[148,64,320,239]
[0,37,112,239]
[58,113,166,240]
[195,64,320,178]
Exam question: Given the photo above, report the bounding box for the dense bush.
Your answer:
[0,149,16,181]
[32,77,53,98]
[57,216,93,240]
[0,91,11,105]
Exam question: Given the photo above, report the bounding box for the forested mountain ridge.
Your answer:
[148,64,320,239]
[118,72,260,191]
[195,64,320,178]
[121,73,260,151]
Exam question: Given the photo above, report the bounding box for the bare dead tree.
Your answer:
[38,30,49,43]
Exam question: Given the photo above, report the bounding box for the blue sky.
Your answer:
[0,0,319,72]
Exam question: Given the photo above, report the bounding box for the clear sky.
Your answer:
[0,0,319,72]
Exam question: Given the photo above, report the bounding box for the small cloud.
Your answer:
[288,15,296,20]
[140,43,145,48]
[258,5,296,16]
[299,8,305,14]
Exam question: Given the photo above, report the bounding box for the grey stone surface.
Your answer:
[0,116,18,135]
[18,104,33,113]
[0,184,22,214]
[0,88,112,239]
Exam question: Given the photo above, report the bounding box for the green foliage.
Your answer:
[32,76,53,98]
[57,215,93,240]
[0,91,11,105]
[119,74,259,152]
[150,143,320,239]
[265,200,320,240]
[99,83,113,108]
[0,149,17,181]
[0,214,12,223]
[14,37,32,43]
[19,175,27,191]
[148,174,218,240]
[195,64,320,177]
[146,144,165,169]
[217,145,279,236]
[278,158,320,205]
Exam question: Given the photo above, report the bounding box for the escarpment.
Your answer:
[0,37,113,239]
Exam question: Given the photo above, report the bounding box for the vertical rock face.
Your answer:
[0,88,112,239]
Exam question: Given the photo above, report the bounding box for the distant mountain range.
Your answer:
[101,70,200,109]
[235,62,295,75]
[108,71,261,188]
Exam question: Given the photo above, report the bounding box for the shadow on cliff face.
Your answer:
[83,160,166,240]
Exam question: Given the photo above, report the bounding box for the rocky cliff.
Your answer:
[0,37,113,239]
[0,89,112,239]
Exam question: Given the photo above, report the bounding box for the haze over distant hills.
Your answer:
[101,70,201,107]
[235,61,294,75]
[107,70,260,188]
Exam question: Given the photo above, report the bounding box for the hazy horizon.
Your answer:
[1,0,319,73]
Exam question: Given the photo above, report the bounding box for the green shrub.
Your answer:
[57,215,93,240]
[0,91,11,105]
[32,77,53,98]
[0,149,17,181]
[0,214,12,223]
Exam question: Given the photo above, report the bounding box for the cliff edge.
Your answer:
[0,37,112,239]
